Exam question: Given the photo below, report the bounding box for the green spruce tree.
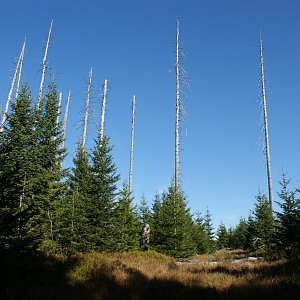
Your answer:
[152,184,196,258]
[216,222,229,250]
[113,182,139,252]
[250,191,274,252]
[0,85,40,251]
[33,82,66,252]
[60,143,93,252]
[89,135,120,252]
[193,212,211,254]
[136,193,152,227]
[203,208,215,252]
[275,173,300,256]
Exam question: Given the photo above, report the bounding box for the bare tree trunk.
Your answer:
[259,30,273,210]
[175,19,181,194]
[82,67,93,149]
[56,91,62,126]
[129,95,136,195]
[15,38,26,100]
[173,18,182,249]
[0,40,26,132]
[37,20,53,110]
[61,89,71,151]
[99,79,108,143]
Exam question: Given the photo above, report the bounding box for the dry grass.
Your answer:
[1,249,299,300]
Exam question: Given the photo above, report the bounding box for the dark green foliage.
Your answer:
[229,218,249,249]
[113,182,140,251]
[203,208,215,251]
[151,193,164,250]
[152,184,196,258]
[274,173,300,257]
[33,82,66,252]
[216,222,229,249]
[60,143,93,252]
[89,135,120,251]
[136,193,152,226]
[0,85,42,250]
[192,212,212,254]
[248,191,274,251]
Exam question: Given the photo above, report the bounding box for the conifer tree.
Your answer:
[275,173,300,256]
[60,143,93,252]
[203,208,215,251]
[33,82,66,251]
[152,184,196,257]
[216,222,229,249]
[250,191,274,251]
[192,212,212,254]
[0,85,39,250]
[89,135,120,251]
[113,182,139,252]
[137,194,152,227]
[151,193,164,250]
[230,218,248,249]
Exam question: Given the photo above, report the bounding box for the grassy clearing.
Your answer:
[1,250,299,300]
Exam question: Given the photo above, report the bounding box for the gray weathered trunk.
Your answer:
[175,19,181,194]
[82,67,93,148]
[15,38,26,100]
[99,79,108,143]
[129,95,136,195]
[259,31,273,210]
[61,89,71,151]
[0,40,26,132]
[37,20,53,110]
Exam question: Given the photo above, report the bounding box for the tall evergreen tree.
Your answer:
[192,212,211,254]
[250,191,274,251]
[151,193,164,250]
[275,173,300,256]
[230,218,248,249]
[0,85,39,250]
[216,222,229,250]
[60,143,93,252]
[152,184,196,258]
[113,182,139,252]
[136,193,152,227]
[33,82,66,251]
[89,135,120,251]
[203,208,215,251]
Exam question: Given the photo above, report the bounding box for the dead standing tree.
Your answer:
[173,18,189,248]
[15,38,26,100]
[82,67,93,148]
[61,89,71,151]
[0,39,26,132]
[175,19,181,194]
[129,95,136,195]
[37,20,53,110]
[99,79,108,143]
[259,31,273,210]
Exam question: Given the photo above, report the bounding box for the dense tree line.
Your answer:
[1,83,300,258]
[215,175,300,258]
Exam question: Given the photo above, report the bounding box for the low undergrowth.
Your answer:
[1,250,299,300]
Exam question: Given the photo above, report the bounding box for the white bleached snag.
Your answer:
[61,89,71,151]
[259,31,273,210]
[56,92,62,126]
[129,95,136,195]
[99,79,108,143]
[175,18,181,193]
[37,20,53,110]
[0,40,26,132]
[15,38,26,100]
[82,67,93,149]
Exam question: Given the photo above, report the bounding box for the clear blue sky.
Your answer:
[1,0,300,229]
